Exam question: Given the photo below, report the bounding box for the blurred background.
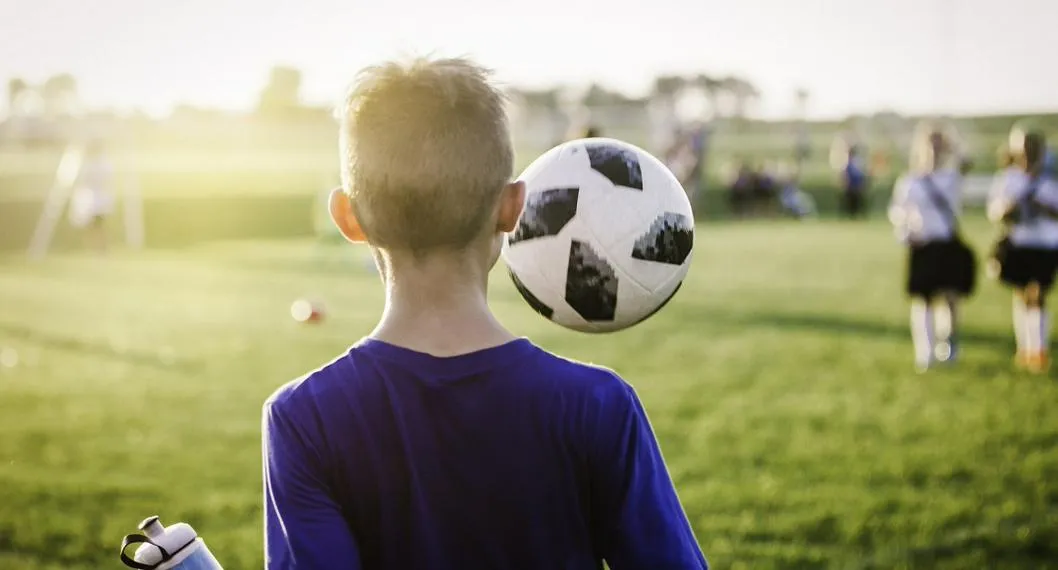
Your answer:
[2,0,1058,568]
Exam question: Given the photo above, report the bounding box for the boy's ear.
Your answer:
[328,187,369,243]
[497,181,525,233]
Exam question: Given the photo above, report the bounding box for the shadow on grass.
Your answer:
[0,321,203,372]
[703,308,1014,347]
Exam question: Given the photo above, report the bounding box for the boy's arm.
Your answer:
[263,401,361,570]
[588,380,708,570]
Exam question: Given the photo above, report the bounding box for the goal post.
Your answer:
[121,150,145,250]
[27,144,84,260]
[26,139,145,260]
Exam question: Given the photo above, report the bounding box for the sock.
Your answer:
[911,300,934,367]
[1025,305,1043,355]
[932,300,952,345]
[1041,310,1050,355]
[931,299,954,361]
[948,298,959,349]
[1013,296,1027,354]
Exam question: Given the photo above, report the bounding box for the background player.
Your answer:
[67,140,115,254]
[987,128,1058,373]
[777,162,817,219]
[841,143,870,218]
[889,122,975,371]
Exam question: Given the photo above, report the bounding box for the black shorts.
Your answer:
[997,245,1058,291]
[907,239,977,298]
[843,191,866,217]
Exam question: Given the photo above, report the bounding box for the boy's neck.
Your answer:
[369,252,516,357]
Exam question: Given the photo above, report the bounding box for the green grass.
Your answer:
[2,219,1058,569]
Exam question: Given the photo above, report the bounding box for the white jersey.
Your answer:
[68,157,115,228]
[987,168,1058,249]
[888,168,962,243]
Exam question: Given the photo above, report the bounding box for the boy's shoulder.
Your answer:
[534,348,634,394]
[512,344,641,413]
[263,341,636,413]
[263,352,352,416]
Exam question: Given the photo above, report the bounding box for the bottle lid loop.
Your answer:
[119,533,172,569]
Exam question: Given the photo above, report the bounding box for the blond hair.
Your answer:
[908,120,960,174]
[337,57,513,253]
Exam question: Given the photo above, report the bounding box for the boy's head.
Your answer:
[330,57,524,264]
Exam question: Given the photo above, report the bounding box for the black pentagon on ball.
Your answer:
[631,212,694,265]
[584,142,643,190]
[565,240,618,322]
[628,281,682,326]
[509,187,579,245]
[508,269,554,319]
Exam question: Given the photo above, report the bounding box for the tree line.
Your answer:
[3,68,764,122]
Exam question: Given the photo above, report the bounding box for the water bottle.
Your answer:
[119,515,224,570]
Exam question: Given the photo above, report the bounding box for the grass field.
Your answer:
[2,218,1058,569]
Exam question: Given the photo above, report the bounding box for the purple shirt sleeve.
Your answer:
[263,401,362,569]
[588,382,708,569]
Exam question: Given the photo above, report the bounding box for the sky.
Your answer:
[1,0,1056,119]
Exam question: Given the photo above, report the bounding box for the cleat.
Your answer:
[1026,352,1051,374]
[934,341,957,364]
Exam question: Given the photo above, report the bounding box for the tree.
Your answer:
[7,78,27,115]
[793,88,812,165]
[795,88,810,119]
[508,87,560,112]
[695,74,723,119]
[721,76,759,120]
[650,75,686,100]
[257,66,303,118]
[41,73,78,117]
[580,83,634,107]
[506,87,569,147]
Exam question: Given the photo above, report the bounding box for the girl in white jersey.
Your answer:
[987,129,1058,373]
[68,140,115,253]
[889,123,977,371]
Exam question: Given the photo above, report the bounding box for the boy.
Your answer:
[262,57,708,569]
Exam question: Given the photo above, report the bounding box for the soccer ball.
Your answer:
[502,138,694,333]
[290,299,325,323]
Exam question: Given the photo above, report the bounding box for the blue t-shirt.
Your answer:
[688,126,709,156]
[263,338,707,570]
[844,158,867,192]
